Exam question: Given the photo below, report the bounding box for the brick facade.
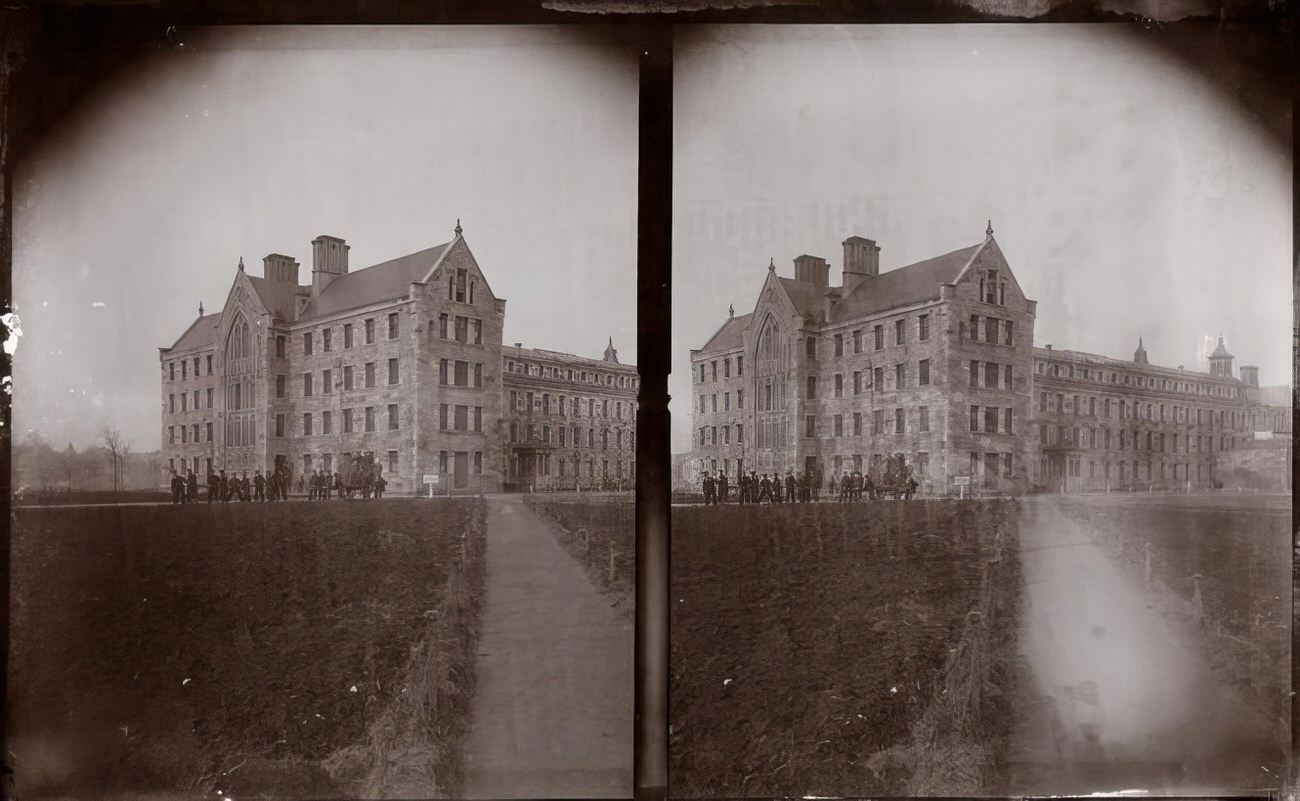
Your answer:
[687,227,1282,496]
[159,227,634,494]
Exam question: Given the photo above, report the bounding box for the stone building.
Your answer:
[159,224,636,494]
[502,339,637,491]
[687,224,1285,495]
[689,225,1038,494]
[1030,337,1286,492]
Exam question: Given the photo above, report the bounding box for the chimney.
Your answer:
[311,235,350,300]
[1240,365,1259,387]
[262,254,303,321]
[841,236,880,295]
[793,254,829,289]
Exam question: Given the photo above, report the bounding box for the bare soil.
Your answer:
[9,498,486,800]
[669,500,1020,797]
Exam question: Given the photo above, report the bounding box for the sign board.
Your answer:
[423,474,440,485]
[953,476,971,486]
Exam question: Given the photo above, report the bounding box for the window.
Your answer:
[169,426,175,444]
[181,361,188,380]
[854,371,862,395]
[969,314,979,340]
[365,407,376,433]
[304,332,313,356]
[474,363,483,388]
[365,362,376,388]
[805,414,816,438]
[806,376,817,399]
[1004,364,1013,390]
[918,314,930,341]
[388,313,399,339]
[1005,408,1013,434]
[365,318,375,344]
[276,375,286,399]
[736,424,744,443]
[441,404,450,431]
[970,405,980,432]
[834,334,843,357]
[895,363,904,389]
[724,392,730,411]
[275,337,285,359]
[969,360,979,388]
[473,319,483,344]
[388,404,399,430]
[895,407,905,434]
[206,388,213,408]
[833,414,843,437]
[873,367,883,391]
[322,411,332,435]
[737,355,744,375]
[455,316,468,343]
[343,408,353,433]
[323,369,332,394]
[985,362,998,389]
[853,412,863,436]
[874,325,884,350]
[985,406,999,433]
[985,317,998,343]
[303,373,313,397]
[805,337,817,359]
[853,330,863,353]
[1004,320,1013,346]
[919,406,930,432]
[895,319,904,345]
[834,374,843,398]
[343,366,354,391]
[170,363,175,381]
[303,413,313,436]
[180,394,187,412]
[323,328,332,352]
[737,389,744,409]
[388,358,399,385]
[206,422,213,442]
[872,409,883,435]
[919,359,931,386]
[474,406,483,432]
[1003,453,1013,478]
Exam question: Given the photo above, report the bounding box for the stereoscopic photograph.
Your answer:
[669,24,1291,797]
[9,25,636,799]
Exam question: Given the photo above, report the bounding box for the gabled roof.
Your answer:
[165,313,221,352]
[698,313,751,353]
[831,242,982,322]
[778,278,824,319]
[298,242,453,320]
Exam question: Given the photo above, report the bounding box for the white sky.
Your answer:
[13,26,639,451]
[671,24,1291,453]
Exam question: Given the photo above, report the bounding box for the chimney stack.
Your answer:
[311,235,350,300]
[841,236,880,295]
[793,254,829,289]
[1240,365,1259,387]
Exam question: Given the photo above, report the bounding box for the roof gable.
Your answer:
[166,313,220,352]
[698,313,752,353]
[831,242,982,322]
[299,241,453,320]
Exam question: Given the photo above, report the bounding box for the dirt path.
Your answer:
[462,495,633,798]
[1006,496,1278,794]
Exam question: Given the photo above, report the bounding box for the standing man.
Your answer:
[218,469,230,503]
[186,469,198,503]
[254,470,266,502]
[207,470,219,503]
[785,472,796,505]
[718,471,729,505]
[169,471,182,504]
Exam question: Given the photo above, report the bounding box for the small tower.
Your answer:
[603,337,619,364]
[1133,337,1149,365]
[1208,336,1234,378]
[311,235,350,300]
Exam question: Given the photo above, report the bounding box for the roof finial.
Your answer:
[238,256,245,272]
[768,257,775,272]
[729,303,735,318]
[199,301,204,317]
[455,218,463,236]
[986,219,993,237]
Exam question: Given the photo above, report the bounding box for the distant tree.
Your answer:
[102,427,130,492]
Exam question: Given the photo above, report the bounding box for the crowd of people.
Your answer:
[169,468,287,503]
[699,466,919,504]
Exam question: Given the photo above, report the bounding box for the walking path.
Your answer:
[1006,496,1280,794]
[462,495,633,798]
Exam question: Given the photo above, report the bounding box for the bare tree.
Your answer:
[102,427,129,492]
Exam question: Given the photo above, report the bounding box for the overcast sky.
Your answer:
[13,26,638,451]
[671,24,1291,454]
